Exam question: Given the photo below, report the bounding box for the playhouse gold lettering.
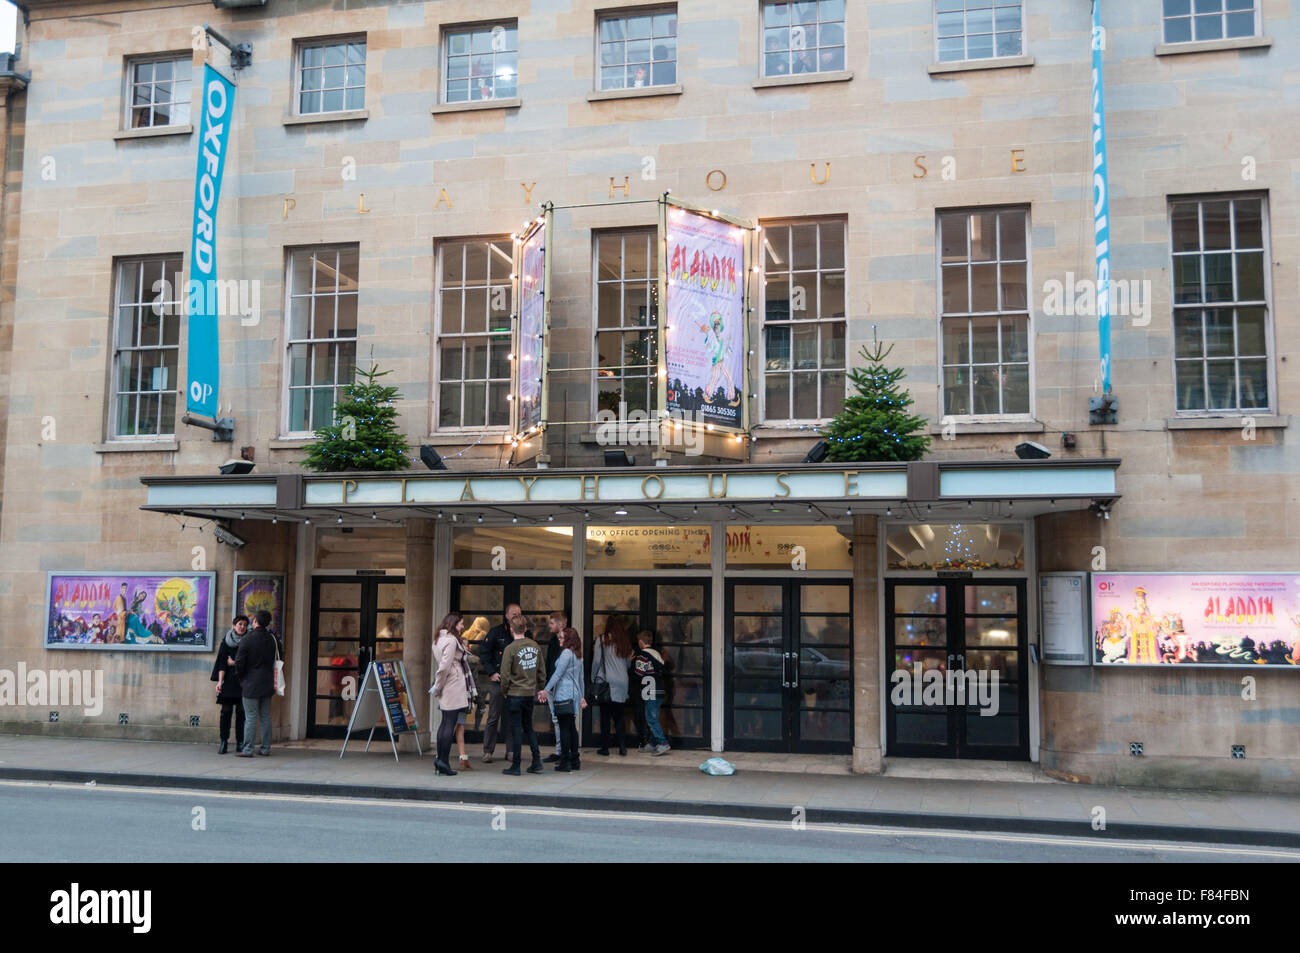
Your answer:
[342,479,358,502]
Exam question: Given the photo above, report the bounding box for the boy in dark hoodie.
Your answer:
[632,630,670,755]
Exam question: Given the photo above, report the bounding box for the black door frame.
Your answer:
[584,577,712,750]
[307,575,406,740]
[450,575,573,746]
[723,578,854,755]
[884,578,1030,760]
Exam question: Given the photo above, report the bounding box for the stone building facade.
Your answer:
[0,0,1296,791]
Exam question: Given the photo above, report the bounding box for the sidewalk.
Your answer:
[2,733,1299,848]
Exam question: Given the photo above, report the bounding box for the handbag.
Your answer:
[588,644,611,704]
[272,637,286,697]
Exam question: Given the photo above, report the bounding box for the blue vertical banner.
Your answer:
[187,64,235,418]
[1091,0,1111,394]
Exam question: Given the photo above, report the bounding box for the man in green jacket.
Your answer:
[499,615,549,776]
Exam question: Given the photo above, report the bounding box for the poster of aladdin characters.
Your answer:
[664,205,746,429]
[233,572,285,640]
[1092,573,1300,667]
[45,572,215,651]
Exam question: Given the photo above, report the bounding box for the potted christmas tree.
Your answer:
[301,363,412,472]
[821,333,930,463]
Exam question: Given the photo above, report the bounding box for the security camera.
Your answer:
[214,525,248,549]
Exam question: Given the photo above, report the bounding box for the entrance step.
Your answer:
[882,757,1056,784]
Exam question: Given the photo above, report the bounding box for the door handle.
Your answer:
[790,651,799,690]
[955,654,965,669]
[781,651,790,688]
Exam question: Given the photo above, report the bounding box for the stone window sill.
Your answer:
[282,109,369,127]
[927,419,1046,435]
[94,440,180,453]
[753,70,853,89]
[928,54,1034,75]
[270,437,313,449]
[431,97,521,115]
[423,432,513,446]
[1155,36,1272,56]
[750,426,827,439]
[113,124,193,141]
[1166,414,1287,430]
[586,84,682,102]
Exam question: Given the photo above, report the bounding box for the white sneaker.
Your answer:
[652,744,671,756]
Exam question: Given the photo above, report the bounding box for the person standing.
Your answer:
[479,604,521,763]
[544,627,587,772]
[234,610,277,758]
[633,630,671,755]
[431,611,475,776]
[591,614,633,756]
[210,615,248,754]
[111,582,129,644]
[498,615,548,776]
[543,611,566,763]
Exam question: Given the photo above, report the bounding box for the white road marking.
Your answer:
[1,779,1294,858]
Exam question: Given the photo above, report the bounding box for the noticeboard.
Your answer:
[1039,572,1090,665]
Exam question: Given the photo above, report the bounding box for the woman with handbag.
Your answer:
[544,626,587,772]
[432,611,477,776]
[210,615,248,754]
[590,614,633,756]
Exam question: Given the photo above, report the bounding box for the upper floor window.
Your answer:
[112,256,182,438]
[597,8,677,90]
[761,1,845,77]
[125,54,192,129]
[436,239,513,430]
[935,0,1023,62]
[1162,0,1257,43]
[1171,195,1271,414]
[938,208,1030,417]
[296,38,365,115]
[595,230,658,415]
[761,221,846,423]
[444,22,518,103]
[285,246,359,434]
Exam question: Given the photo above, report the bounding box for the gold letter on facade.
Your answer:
[1011,149,1025,173]
[707,473,727,498]
[518,475,539,501]
[358,193,370,214]
[913,156,927,179]
[610,176,629,197]
[435,188,453,209]
[641,475,665,499]
[810,162,830,185]
[705,170,727,192]
[342,479,358,502]
[581,475,600,500]
[844,472,859,497]
[775,472,791,498]
[522,182,536,204]
[460,479,476,501]
[282,197,296,219]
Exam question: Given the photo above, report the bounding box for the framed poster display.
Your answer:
[1039,572,1090,665]
[232,571,286,640]
[45,572,216,651]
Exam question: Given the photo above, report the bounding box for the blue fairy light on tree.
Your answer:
[820,327,930,463]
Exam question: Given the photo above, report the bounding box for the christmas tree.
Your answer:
[821,336,931,462]
[301,363,412,472]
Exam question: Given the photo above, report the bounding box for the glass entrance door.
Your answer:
[585,580,709,748]
[725,580,852,753]
[451,577,572,743]
[885,580,1027,760]
[309,576,406,738]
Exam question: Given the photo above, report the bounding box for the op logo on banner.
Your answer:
[516,221,546,435]
[664,206,746,430]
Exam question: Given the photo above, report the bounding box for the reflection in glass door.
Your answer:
[451,577,572,741]
[725,580,852,753]
[585,580,709,748]
[309,576,405,738]
[885,580,1027,759]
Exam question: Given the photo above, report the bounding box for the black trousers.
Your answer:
[600,700,626,752]
[437,708,463,765]
[507,696,541,767]
[482,682,515,759]
[556,702,580,768]
[218,700,244,746]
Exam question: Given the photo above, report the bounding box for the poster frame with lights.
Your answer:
[512,204,551,463]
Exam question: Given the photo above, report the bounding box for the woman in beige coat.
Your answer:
[432,612,475,775]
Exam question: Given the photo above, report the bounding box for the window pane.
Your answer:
[1204,308,1234,357]
[765,325,791,371]
[792,324,817,369]
[1236,251,1264,301]
[600,18,626,41]
[943,319,969,365]
[792,373,818,418]
[1194,13,1224,40]
[1163,0,1192,14]
[766,373,790,420]
[970,263,998,312]
[1173,256,1202,304]
[792,225,817,270]
[1225,10,1254,36]
[1206,360,1235,408]
[1236,307,1266,355]
[651,61,676,85]
[970,317,998,364]
[995,31,1021,56]
[819,222,845,268]
[819,273,845,318]
[1234,199,1263,248]
[820,322,845,367]
[1202,201,1231,250]
[942,265,968,314]
[999,263,1027,310]
[1239,359,1268,408]
[1173,310,1203,358]
[937,36,965,60]
[941,214,968,262]
[943,367,969,416]
[1203,253,1233,301]
[1001,315,1028,362]
[1175,361,1205,410]
[820,371,844,418]
[440,339,463,380]
[1164,16,1192,42]
[1003,364,1029,414]
[970,212,997,261]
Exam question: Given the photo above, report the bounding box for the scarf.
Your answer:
[224,627,244,650]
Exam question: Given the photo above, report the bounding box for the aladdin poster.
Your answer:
[664,205,746,429]
[46,572,215,651]
[233,572,285,640]
[1093,573,1300,667]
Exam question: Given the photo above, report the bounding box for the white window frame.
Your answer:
[932,0,1027,64]
[595,6,679,91]
[293,36,367,116]
[592,228,659,420]
[758,218,848,427]
[110,255,183,441]
[935,206,1035,422]
[282,245,360,438]
[123,52,193,130]
[758,0,848,79]
[1161,0,1260,45]
[1167,193,1274,417]
[433,237,515,433]
[441,21,519,104]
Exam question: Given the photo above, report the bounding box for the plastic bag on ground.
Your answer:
[699,757,736,776]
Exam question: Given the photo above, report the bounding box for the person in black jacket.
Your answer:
[234,610,277,757]
[478,603,521,763]
[210,615,248,754]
